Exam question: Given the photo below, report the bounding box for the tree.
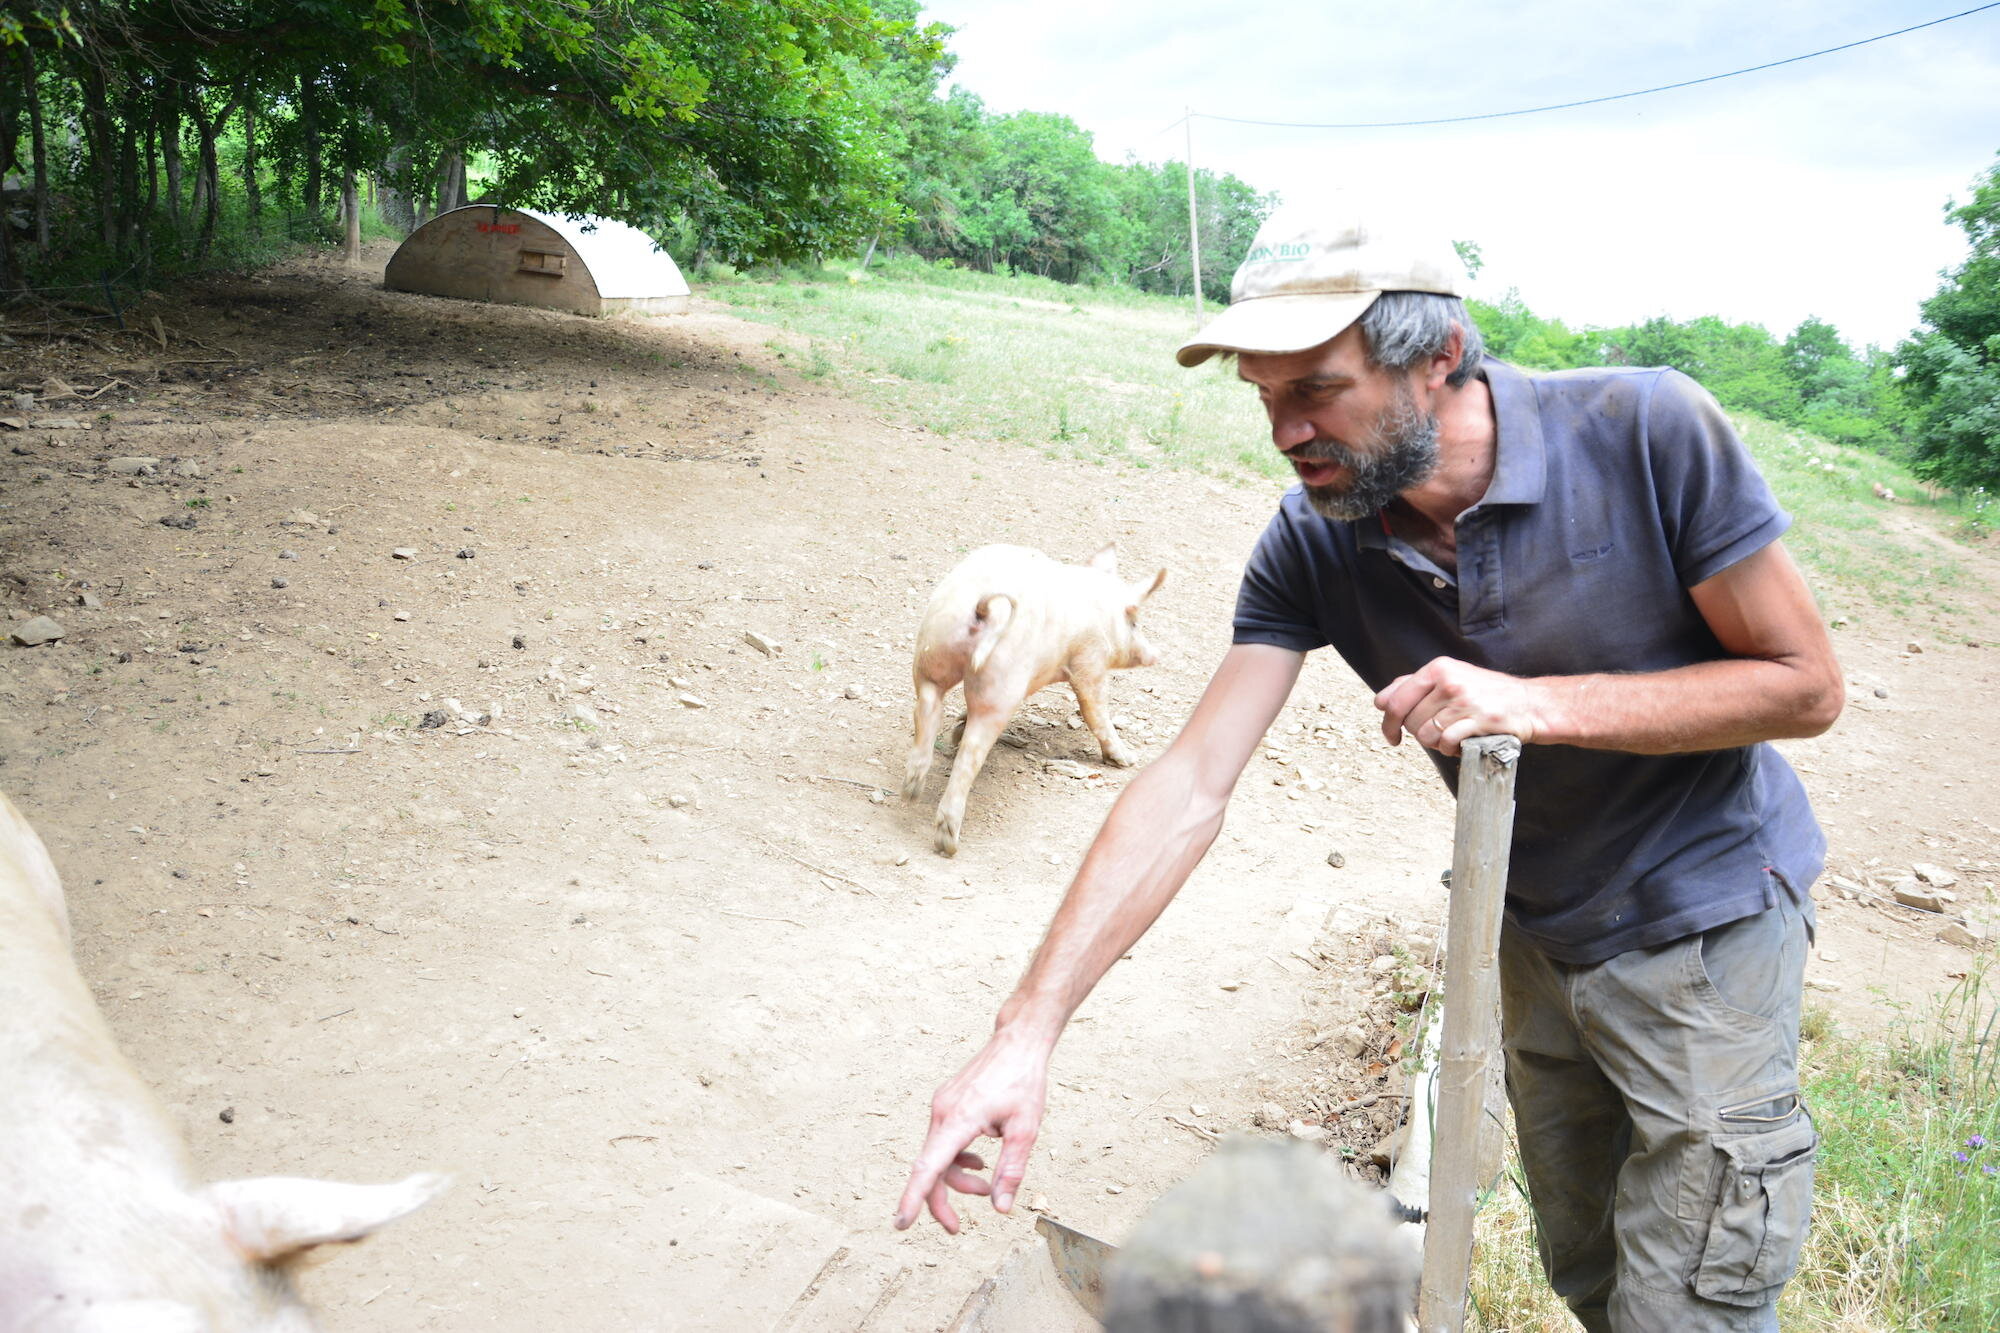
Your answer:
[1898,153,2000,491]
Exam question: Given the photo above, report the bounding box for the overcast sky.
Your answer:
[915,0,2000,351]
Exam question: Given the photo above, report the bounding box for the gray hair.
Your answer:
[1359,291,1485,389]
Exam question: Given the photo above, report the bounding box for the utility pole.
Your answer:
[1184,108,1203,325]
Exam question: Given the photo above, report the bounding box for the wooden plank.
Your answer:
[1417,734,1521,1333]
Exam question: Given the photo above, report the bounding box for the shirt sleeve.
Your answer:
[1643,370,1792,588]
[1232,502,1329,653]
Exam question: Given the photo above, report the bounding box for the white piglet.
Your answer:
[904,543,1166,856]
[0,793,446,1333]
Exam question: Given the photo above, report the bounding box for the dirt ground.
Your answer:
[3,246,1997,1330]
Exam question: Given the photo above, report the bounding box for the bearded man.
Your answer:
[895,211,1843,1332]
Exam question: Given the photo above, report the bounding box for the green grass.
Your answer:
[1469,970,2000,1331]
[711,258,1990,625]
[711,259,1278,479]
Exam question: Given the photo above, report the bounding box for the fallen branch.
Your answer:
[751,832,878,896]
[720,909,806,927]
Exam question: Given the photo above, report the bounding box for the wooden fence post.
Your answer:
[1417,734,1521,1332]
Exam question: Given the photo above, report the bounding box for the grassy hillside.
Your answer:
[713,257,1982,627]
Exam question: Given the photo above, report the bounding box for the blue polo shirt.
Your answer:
[1233,361,1825,964]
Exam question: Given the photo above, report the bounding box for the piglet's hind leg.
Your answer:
[903,678,947,800]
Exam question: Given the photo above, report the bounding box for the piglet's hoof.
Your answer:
[933,817,961,858]
[1101,743,1137,769]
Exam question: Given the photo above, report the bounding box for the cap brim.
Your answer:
[1174,290,1382,368]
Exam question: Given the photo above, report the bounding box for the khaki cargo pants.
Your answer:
[1500,896,1817,1332]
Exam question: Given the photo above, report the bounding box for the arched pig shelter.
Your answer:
[384,205,691,317]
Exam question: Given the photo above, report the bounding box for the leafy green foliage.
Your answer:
[1898,154,2000,493]
[0,0,935,285]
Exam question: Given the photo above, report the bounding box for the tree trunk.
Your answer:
[241,93,260,231]
[193,95,238,261]
[140,119,158,273]
[160,83,183,233]
[116,85,143,258]
[78,60,118,253]
[342,171,360,264]
[435,149,467,213]
[300,75,321,226]
[26,47,48,252]
[0,58,18,291]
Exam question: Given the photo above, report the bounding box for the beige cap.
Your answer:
[1176,210,1465,367]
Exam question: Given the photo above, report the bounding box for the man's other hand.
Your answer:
[893,1030,1050,1234]
[1374,656,1540,756]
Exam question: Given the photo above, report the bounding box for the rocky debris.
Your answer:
[10,616,66,646]
[75,591,102,609]
[842,684,863,700]
[1906,641,1924,654]
[271,577,288,589]
[170,459,202,479]
[457,548,475,559]
[419,710,449,730]
[1805,978,1843,992]
[107,456,160,475]
[568,702,603,729]
[393,611,411,622]
[1325,849,1346,869]
[1892,881,1947,913]
[1287,1120,1328,1143]
[1254,1102,1289,1131]
[1044,758,1101,781]
[1874,687,1889,699]
[742,630,781,657]
[676,693,707,709]
[667,794,693,809]
[159,513,197,529]
[390,547,418,561]
[1912,863,1959,889]
[31,417,86,430]
[1939,921,1990,950]
[283,509,322,528]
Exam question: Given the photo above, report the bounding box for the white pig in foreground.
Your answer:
[0,793,446,1333]
[903,543,1166,856]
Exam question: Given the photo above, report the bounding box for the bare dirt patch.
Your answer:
[2,247,1996,1329]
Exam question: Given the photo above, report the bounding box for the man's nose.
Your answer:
[1268,406,1315,453]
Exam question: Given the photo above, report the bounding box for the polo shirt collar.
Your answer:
[1477,360,1547,507]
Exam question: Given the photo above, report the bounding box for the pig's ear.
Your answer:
[1135,567,1167,602]
[1085,543,1119,573]
[207,1172,449,1262]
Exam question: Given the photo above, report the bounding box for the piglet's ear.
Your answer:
[207,1172,448,1263]
[1085,543,1119,573]
[1135,567,1166,601]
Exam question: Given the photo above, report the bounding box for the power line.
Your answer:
[1182,2,2000,131]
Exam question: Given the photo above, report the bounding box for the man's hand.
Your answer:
[893,1029,1050,1234]
[1374,656,1541,756]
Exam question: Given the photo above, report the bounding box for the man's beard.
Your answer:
[1297,384,1441,522]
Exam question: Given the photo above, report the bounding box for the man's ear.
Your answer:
[1085,543,1119,573]
[206,1173,448,1263]
[1424,323,1466,392]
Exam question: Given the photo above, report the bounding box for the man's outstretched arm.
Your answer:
[893,642,1304,1233]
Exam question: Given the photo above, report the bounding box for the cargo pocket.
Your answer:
[1692,1114,1817,1306]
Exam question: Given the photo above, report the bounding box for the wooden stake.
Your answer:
[1418,734,1521,1333]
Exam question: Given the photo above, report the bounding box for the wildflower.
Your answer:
[1986,1164,1998,1177]
[1969,1134,1989,1150]
[1953,1152,1970,1163]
